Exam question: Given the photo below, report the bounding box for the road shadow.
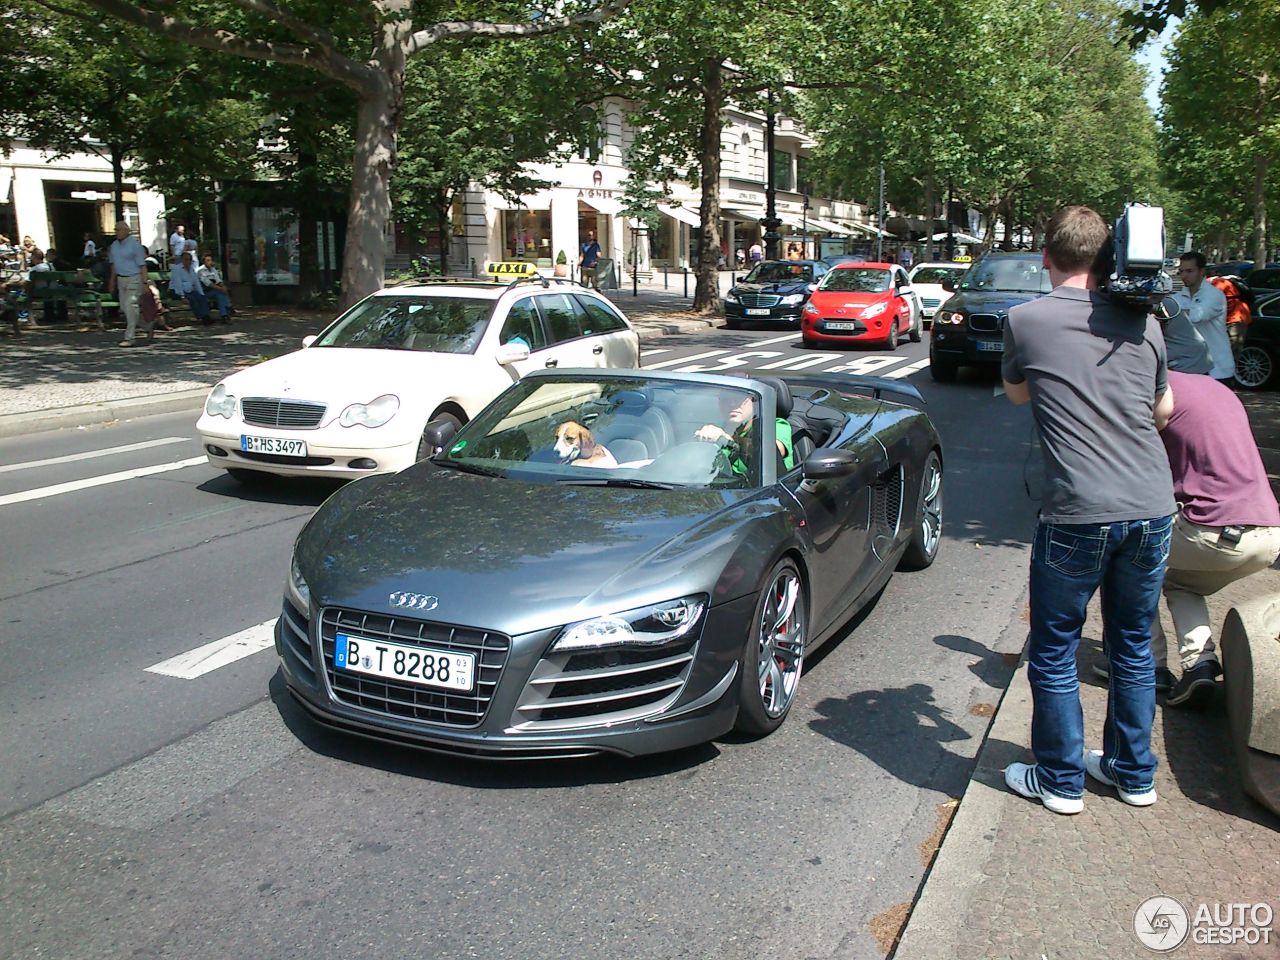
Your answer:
[268,670,719,788]
[809,682,975,798]
[196,472,343,507]
[933,634,1021,689]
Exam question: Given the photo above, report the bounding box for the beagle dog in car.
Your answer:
[554,420,618,468]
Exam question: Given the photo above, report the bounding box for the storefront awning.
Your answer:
[844,220,892,238]
[580,194,621,215]
[658,203,701,228]
[930,229,984,244]
[721,207,764,223]
[802,216,850,236]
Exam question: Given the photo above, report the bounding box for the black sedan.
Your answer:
[928,251,1051,381]
[277,369,943,757]
[1235,292,1280,390]
[725,259,829,328]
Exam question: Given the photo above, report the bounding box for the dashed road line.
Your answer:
[0,437,190,474]
[145,620,277,679]
[0,456,207,507]
[884,359,931,379]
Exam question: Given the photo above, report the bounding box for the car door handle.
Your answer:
[592,344,604,354]
[545,358,558,367]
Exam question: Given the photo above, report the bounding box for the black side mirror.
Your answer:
[421,417,460,457]
[802,448,858,480]
[941,277,956,292]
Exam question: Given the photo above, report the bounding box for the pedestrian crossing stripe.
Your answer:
[485,261,539,278]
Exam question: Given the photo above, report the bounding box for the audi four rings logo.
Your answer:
[389,592,439,611]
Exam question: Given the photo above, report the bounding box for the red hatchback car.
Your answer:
[801,262,922,349]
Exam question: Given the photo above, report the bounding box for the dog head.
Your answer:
[554,420,596,462]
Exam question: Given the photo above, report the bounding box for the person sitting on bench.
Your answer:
[168,251,214,325]
[197,254,234,323]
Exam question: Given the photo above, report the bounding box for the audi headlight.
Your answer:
[724,291,740,304]
[287,554,311,611]
[780,293,805,306]
[339,393,400,428]
[860,300,889,319]
[552,594,707,652]
[205,382,237,419]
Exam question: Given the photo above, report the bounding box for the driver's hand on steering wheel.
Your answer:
[695,424,730,443]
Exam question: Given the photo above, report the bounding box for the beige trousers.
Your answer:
[1157,515,1280,668]
[117,274,143,341]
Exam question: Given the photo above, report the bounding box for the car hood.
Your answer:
[809,290,888,308]
[217,347,482,405]
[733,279,812,295]
[943,289,1043,314]
[299,465,761,635]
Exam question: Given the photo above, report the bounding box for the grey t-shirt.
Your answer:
[1002,286,1176,524]
[1161,307,1212,374]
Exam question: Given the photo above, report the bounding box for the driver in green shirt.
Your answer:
[696,390,794,477]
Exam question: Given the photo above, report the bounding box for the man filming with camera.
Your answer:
[1000,205,1175,815]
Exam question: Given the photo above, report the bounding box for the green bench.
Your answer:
[27,270,108,327]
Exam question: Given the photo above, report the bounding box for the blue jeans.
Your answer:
[184,288,211,322]
[204,287,232,317]
[1027,516,1172,799]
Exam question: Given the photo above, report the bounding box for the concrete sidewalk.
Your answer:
[895,403,1280,959]
[0,283,720,438]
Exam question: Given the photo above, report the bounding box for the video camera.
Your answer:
[1099,203,1174,313]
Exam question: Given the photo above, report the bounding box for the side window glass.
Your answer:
[499,298,547,351]
[536,293,585,344]
[576,296,626,334]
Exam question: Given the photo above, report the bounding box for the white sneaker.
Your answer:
[1004,762,1084,815]
[1084,750,1157,806]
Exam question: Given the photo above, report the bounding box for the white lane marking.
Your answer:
[883,358,931,379]
[640,348,671,357]
[0,456,207,507]
[644,349,734,370]
[675,350,785,372]
[756,353,844,371]
[0,437,189,474]
[754,332,804,345]
[826,356,910,376]
[145,620,277,679]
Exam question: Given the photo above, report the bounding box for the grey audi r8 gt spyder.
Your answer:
[277,369,943,758]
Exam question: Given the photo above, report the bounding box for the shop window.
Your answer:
[252,207,300,285]
[502,209,551,263]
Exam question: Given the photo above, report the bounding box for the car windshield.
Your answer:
[314,295,494,353]
[962,258,1051,294]
[911,266,966,285]
[745,262,814,283]
[818,268,891,293]
[438,376,766,489]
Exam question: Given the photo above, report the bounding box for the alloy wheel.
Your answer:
[756,568,806,718]
[1235,345,1273,390]
[919,456,943,559]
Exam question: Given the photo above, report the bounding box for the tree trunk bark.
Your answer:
[1251,153,1268,268]
[999,195,1015,250]
[692,58,724,314]
[923,169,936,262]
[437,188,451,277]
[110,144,125,226]
[339,83,400,309]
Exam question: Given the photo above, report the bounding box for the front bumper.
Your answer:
[276,593,756,758]
[928,327,1004,364]
[801,313,893,344]
[198,415,418,478]
[725,301,805,324]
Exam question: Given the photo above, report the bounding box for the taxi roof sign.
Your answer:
[953,255,973,263]
[486,261,539,278]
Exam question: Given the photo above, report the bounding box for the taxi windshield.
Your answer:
[818,268,891,293]
[315,296,494,353]
[438,376,766,489]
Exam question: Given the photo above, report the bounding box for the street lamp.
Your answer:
[802,193,810,259]
[945,178,956,262]
[761,90,782,261]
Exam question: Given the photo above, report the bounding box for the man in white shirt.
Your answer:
[169,251,213,324]
[1175,251,1235,383]
[108,221,148,347]
[82,233,97,265]
[168,225,186,266]
[197,253,234,322]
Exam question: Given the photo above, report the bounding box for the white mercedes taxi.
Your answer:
[197,276,640,482]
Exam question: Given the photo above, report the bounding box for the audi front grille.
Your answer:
[320,608,509,727]
[241,398,327,429]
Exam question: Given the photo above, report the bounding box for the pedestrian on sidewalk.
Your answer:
[168,224,186,268]
[108,221,148,347]
[1207,274,1253,360]
[1175,252,1235,385]
[579,231,602,290]
[198,253,234,322]
[82,232,97,266]
[1000,204,1176,814]
[169,251,213,324]
[1150,370,1280,706]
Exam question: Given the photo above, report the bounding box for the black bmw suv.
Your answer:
[928,251,1050,381]
[724,259,828,328]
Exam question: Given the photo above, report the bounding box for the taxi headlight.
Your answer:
[205,383,237,419]
[339,393,400,428]
[552,595,707,652]
[860,300,889,319]
[287,554,311,611]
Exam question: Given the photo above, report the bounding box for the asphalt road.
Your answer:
[0,326,1042,960]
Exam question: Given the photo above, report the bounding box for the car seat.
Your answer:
[595,390,675,461]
